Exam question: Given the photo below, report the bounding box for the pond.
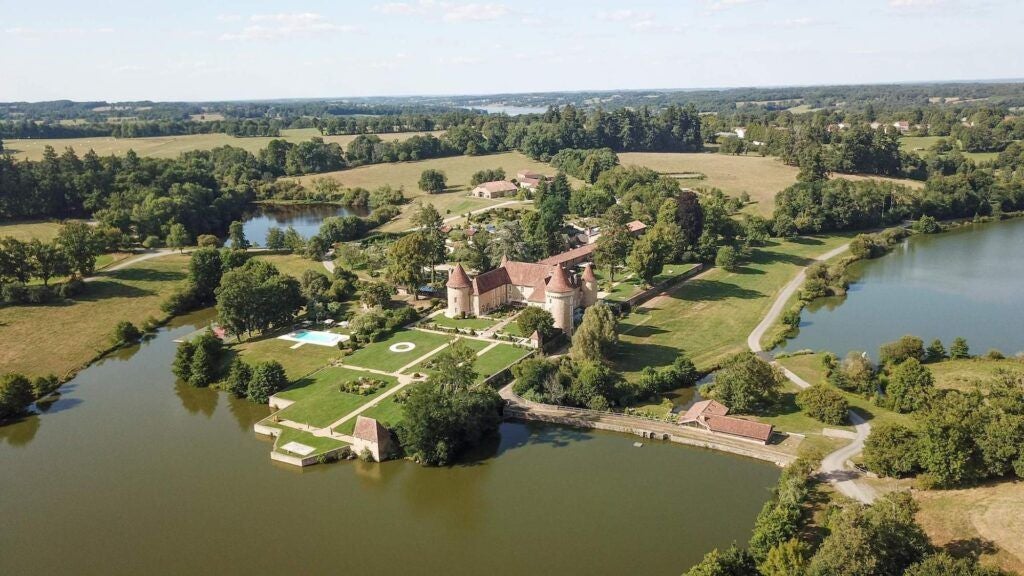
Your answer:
[0,311,779,576]
[466,104,549,116]
[780,218,1024,359]
[238,203,369,247]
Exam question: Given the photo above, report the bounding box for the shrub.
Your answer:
[225,359,252,398]
[912,215,941,234]
[863,423,920,478]
[715,245,739,271]
[196,234,220,248]
[879,335,925,365]
[247,360,288,404]
[112,320,143,346]
[0,373,35,420]
[142,235,162,249]
[58,278,85,299]
[884,358,934,413]
[796,385,849,425]
[2,281,28,304]
[31,375,61,399]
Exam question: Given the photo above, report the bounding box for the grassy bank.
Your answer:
[613,235,852,377]
[0,220,66,242]
[0,254,191,379]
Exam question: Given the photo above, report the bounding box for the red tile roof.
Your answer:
[581,263,597,282]
[527,276,547,302]
[704,415,774,443]
[472,267,512,295]
[546,265,574,293]
[537,242,596,266]
[502,261,554,287]
[627,220,647,233]
[678,399,730,424]
[446,263,472,289]
[353,416,389,444]
[474,181,518,194]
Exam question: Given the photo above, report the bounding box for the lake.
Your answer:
[238,203,368,247]
[780,218,1024,359]
[0,311,779,576]
[466,105,549,116]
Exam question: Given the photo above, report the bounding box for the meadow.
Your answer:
[900,135,1009,163]
[3,128,443,161]
[294,151,560,231]
[613,235,852,376]
[0,254,191,379]
[0,221,66,242]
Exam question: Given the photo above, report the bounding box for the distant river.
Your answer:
[780,218,1024,359]
[466,104,548,116]
[238,203,369,247]
[0,311,778,576]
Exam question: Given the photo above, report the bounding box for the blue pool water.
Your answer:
[291,330,339,345]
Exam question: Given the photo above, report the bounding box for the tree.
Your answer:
[0,373,35,420]
[56,221,99,278]
[626,232,666,286]
[593,222,633,282]
[410,200,443,231]
[884,358,934,413]
[470,168,506,186]
[26,239,68,286]
[247,360,288,403]
[360,280,395,309]
[188,248,223,304]
[760,539,810,576]
[197,234,220,248]
[418,169,447,194]
[704,352,783,412]
[949,337,971,359]
[0,237,32,283]
[879,335,925,366]
[715,245,739,271]
[166,223,191,253]
[796,385,848,425]
[570,304,617,362]
[225,358,253,398]
[228,220,249,250]
[924,339,946,363]
[684,545,758,576]
[427,341,477,392]
[676,189,705,248]
[905,553,1009,576]
[265,227,285,250]
[398,381,503,466]
[216,260,304,338]
[863,423,920,478]
[386,232,432,298]
[517,306,555,340]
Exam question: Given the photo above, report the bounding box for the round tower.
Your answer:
[446,263,472,318]
[545,265,576,336]
[581,263,598,307]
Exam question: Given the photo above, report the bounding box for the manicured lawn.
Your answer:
[343,329,454,373]
[427,313,499,331]
[4,129,442,161]
[0,220,66,242]
[94,252,134,270]
[601,263,699,302]
[273,367,399,428]
[473,344,532,382]
[234,336,340,382]
[270,426,349,457]
[0,254,191,379]
[334,390,411,435]
[614,236,852,377]
[915,480,1024,574]
[928,357,1024,391]
[403,336,491,375]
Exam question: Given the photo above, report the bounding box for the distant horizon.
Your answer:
[3,0,1023,102]
[4,76,1024,106]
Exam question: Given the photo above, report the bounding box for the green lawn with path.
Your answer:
[403,337,491,375]
[427,314,499,331]
[335,390,411,435]
[614,235,852,377]
[473,344,532,382]
[343,329,454,373]
[270,426,349,457]
[234,336,340,382]
[273,367,399,428]
[600,263,699,302]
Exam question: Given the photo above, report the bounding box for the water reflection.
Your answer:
[0,414,39,447]
[239,203,369,246]
[174,380,219,418]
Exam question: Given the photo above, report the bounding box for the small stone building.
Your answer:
[351,416,394,462]
[678,400,774,444]
[471,180,518,199]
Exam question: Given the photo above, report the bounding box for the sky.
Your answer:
[2,0,1023,102]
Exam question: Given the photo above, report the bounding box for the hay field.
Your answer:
[3,128,443,161]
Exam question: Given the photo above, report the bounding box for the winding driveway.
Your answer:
[746,242,878,504]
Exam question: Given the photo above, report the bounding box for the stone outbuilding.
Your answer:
[351,416,394,462]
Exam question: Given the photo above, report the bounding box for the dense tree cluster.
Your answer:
[215,260,304,339]
[702,352,784,413]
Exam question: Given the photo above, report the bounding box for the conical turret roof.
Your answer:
[446,263,472,289]
[546,264,574,293]
[581,263,597,282]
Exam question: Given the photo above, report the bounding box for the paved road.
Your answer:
[745,241,877,504]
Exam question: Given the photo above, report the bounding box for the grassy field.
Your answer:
[234,335,340,382]
[473,344,531,382]
[901,135,1010,164]
[343,329,453,373]
[334,389,411,435]
[292,151,559,231]
[4,128,443,161]
[254,253,327,279]
[928,357,1024,391]
[273,367,399,428]
[598,263,699,302]
[0,221,66,242]
[915,480,1024,574]
[621,152,925,217]
[0,254,191,379]
[614,235,852,376]
[269,426,349,458]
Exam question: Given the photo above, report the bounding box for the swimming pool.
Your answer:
[278,330,348,347]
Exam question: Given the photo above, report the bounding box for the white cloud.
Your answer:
[220,13,354,41]
[375,1,509,22]
[706,0,757,12]
[597,9,650,22]
[889,0,940,6]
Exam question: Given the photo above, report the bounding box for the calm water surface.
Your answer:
[0,311,778,576]
[239,203,368,246]
[781,218,1024,358]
